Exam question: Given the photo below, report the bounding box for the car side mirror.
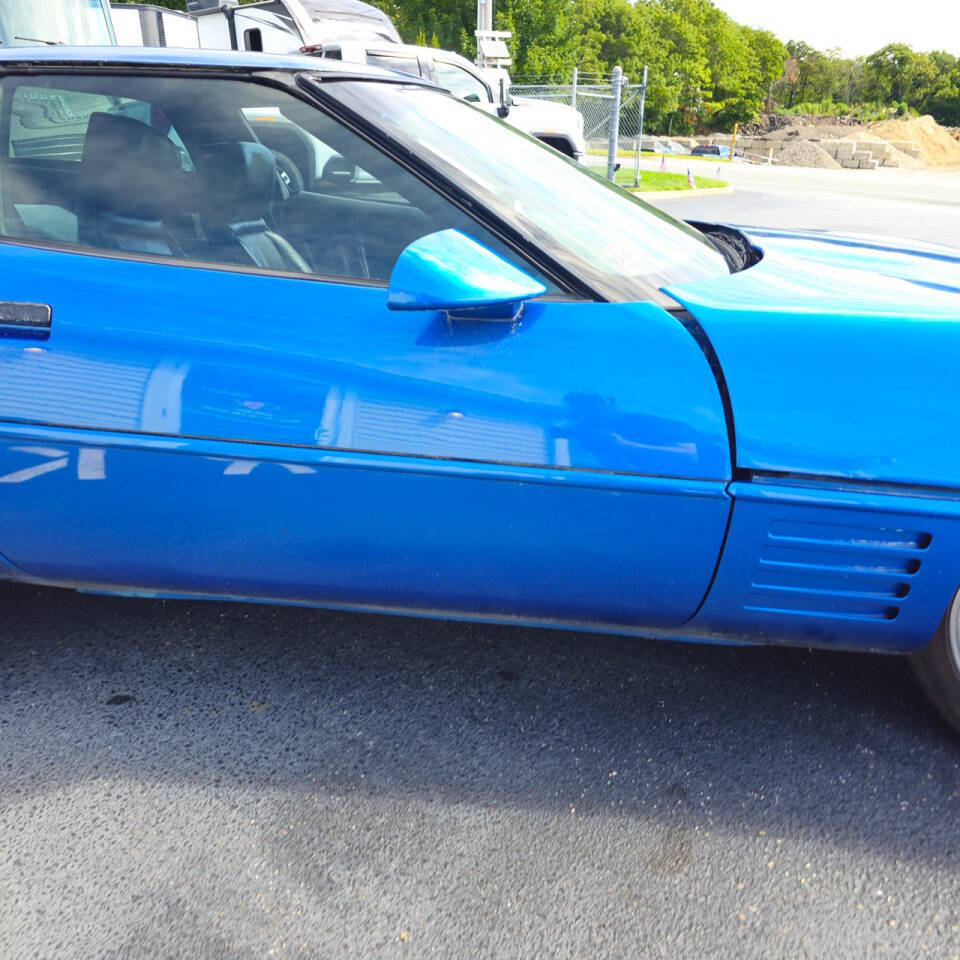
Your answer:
[387,229,546,322]
[497,77,511,118]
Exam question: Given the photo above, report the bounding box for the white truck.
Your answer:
[0,0,115,46]
[181,0,399,53]
[111,0,399,53]
[320,40,586,161]
[109,0,586,162]
[111,4,200,48]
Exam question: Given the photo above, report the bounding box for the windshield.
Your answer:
[315,80,728,303]
[0,0,113,46]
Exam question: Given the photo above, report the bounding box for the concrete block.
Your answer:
[834,142,856,160]
[859,159,878,170]
[841,158,860,168]
[853,150,872,162]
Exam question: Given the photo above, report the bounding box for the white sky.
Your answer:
[712,0,960,57]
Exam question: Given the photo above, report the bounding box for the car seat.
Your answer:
[77,112,191,257]
[198,141,311,273]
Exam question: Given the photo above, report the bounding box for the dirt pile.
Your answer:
[870,116,960,166]
[778,140,841,169]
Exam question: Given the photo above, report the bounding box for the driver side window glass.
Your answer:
[0,74,556,293]
[9,85,191,168]
[433,62,492,103]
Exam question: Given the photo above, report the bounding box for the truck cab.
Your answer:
[0,0,115,46]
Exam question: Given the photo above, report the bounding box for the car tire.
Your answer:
[910,588,960,735]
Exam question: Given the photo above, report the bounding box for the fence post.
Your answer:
[571,66,578,110]
[633,64,648,187]
[606,65,623,183]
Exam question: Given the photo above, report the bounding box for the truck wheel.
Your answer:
[910,588,960,735]
[537,136,575,158]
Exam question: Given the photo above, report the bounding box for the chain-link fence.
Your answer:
[511,70,647,152]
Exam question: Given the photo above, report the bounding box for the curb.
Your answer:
[628,186,734,199]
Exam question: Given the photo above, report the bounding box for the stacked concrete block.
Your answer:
[820,139,887,168]
[822,139,856,161]
[889,139,922,158]
[837,142,857,161]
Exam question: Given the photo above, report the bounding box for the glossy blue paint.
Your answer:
[666,228,960,489]
[0,245,730,478]
[387,229,546,317]
[687,481,960,653]
[0,425,730,629]
[0,242,731,627]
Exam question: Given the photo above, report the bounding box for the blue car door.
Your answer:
[0,68,731,632]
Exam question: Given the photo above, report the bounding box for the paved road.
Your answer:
[643,159,960,246]
[4,167,960,959]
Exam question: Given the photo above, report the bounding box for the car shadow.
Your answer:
[2,580,958,867]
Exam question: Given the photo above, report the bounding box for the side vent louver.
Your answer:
[744,520,931,623]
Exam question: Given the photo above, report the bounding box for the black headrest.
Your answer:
[80,112,187,221]
[199,142,277,225]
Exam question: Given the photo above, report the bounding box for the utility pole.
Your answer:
[475,0,511,70]
[633,64,648,187]
[476,0,492,34]
[606,66,623,182]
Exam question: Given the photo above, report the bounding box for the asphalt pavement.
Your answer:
[643,157,960,246]
[3,164,960,959]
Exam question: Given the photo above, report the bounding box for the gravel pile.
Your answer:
[778,140,841,168]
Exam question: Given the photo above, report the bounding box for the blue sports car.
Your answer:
[1,48,959,732]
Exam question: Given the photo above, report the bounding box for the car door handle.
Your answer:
[0,301,51,339]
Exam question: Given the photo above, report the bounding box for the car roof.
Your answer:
[0,44,421,81]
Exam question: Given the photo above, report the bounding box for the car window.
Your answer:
[8,85,192,168]
[433,61,491,104]
[322,81,728,303]
[364,52,422,78]
[0,74,556,292]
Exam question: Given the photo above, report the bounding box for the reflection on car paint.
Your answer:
[0,245,731,481]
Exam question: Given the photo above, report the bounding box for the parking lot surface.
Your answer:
[3,165,960,959]
[644,159,960,246]
[3,579,960,959]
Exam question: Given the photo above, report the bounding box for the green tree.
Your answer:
[864,43,938,108]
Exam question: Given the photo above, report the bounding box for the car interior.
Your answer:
[0,74,547,287]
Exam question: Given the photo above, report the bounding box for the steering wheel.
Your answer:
[271,150,304,196]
